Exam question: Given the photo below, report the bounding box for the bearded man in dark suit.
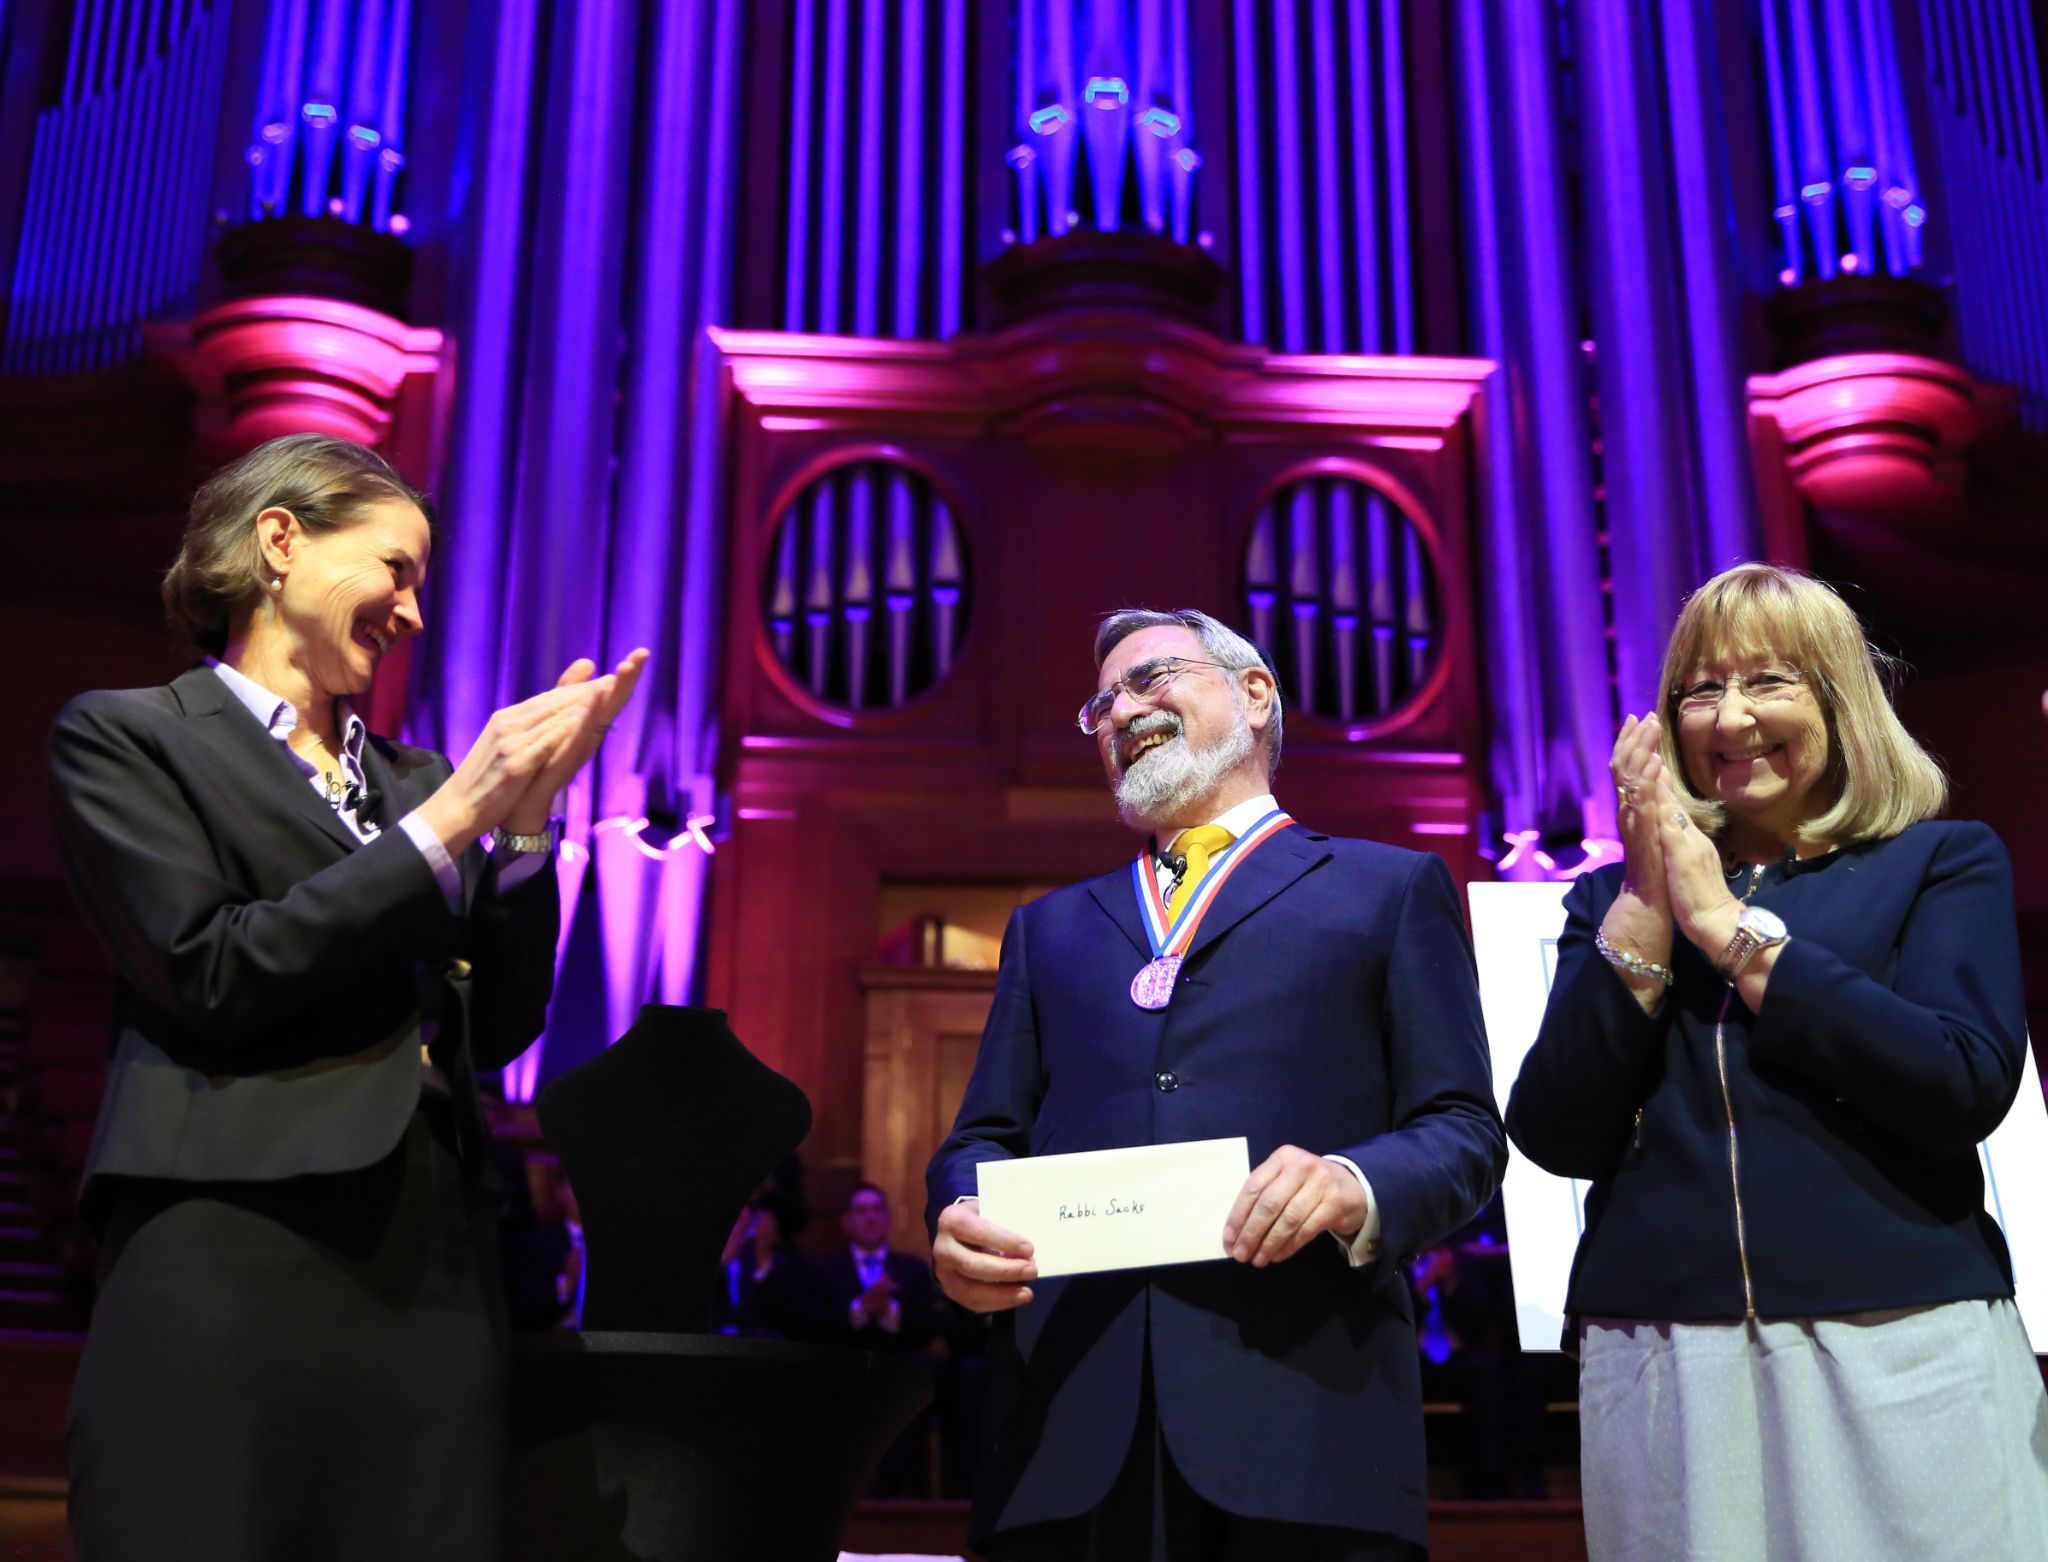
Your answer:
[926,608,1505,1562]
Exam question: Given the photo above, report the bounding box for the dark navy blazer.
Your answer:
[1507,820,2028,1325]
[926,825,1505,1549]
[48,665,558,1212]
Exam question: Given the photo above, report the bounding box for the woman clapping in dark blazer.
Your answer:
[1507,564,2047,1561]
[49,434,646,1562]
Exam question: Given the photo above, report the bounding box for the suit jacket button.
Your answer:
[1155,1070,1179,1092]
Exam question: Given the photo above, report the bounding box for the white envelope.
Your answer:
[975,1137,1251,1278]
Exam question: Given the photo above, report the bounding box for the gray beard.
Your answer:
[1114,709,1255,830]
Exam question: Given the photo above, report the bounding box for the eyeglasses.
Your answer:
[1673,668,1807,713]
[1077,657,1225,734]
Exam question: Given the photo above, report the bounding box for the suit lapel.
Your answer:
[1180,825,1331,964]
[1086,859,1152,958]
[174,665,361,856]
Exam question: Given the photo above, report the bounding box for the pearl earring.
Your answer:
[270,576,283,591]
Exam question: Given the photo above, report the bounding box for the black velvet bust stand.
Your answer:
[508,1006,931,1562]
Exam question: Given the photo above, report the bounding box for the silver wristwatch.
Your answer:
[492,819,560,855]
[1715,904,1789,981]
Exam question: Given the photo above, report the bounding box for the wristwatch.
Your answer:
[1715,904,1789,981]
[492,819,560,855]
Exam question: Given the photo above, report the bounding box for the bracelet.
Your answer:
[1595,929,1675,988]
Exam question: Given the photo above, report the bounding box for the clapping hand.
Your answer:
[1611,714,1669,912]
[416,649,649,854]
[501,650,650,833]
[856,1273,899,1323]
[1647,764,1744,956]
[1600,714,1678,1010]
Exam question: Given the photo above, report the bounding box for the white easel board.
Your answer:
[1468,880,2048,1353]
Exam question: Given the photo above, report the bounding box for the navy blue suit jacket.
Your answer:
[925,824,1505,1548]
[1508,820,2027,1324]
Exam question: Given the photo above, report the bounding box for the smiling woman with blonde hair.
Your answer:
[1654,564,1946,843]
[1508,563,2048,1562]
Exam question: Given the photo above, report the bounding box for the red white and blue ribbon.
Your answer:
[1126,809,1294,1009]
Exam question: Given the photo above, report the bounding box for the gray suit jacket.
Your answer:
[48,665,558,1216]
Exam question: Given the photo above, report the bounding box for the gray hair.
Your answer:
[1094,607,1284,779]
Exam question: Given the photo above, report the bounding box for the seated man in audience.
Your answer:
[819,1182,940,1355]
[816,1181,941,1495]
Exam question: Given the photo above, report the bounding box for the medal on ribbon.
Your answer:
[1127,809,1295,1010]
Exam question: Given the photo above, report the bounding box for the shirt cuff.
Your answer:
[1323,1154,1382,1268]
[398,810,464,912]
[492,843,553,893]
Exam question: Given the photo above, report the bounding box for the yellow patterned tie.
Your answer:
[1166,825,1238,923]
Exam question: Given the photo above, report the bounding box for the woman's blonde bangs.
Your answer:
[1655,564,1945,847]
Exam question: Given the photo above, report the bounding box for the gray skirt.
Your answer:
[68,1100,507,1562]
[1580,1299,2048,1562]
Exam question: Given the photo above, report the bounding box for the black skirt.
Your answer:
[67,1096,508,1562]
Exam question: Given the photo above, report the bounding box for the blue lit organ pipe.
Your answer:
[783,0,817,330]
[1244,477,1439,724]
[853,0,885,337]
[893,0,927,336]
[1081,1,1126,232]
[843,474,875,710]
[1366,491,1396,712]
[3,1,230,375]
[1326,482,1358,720]
[1009,0,1199,244]
[767,465,968,712]
[1309,0,1345,351]
[1271,0,1309,351]
[1344,0,1377,352]
[1381,0,1413,351]
[1231,1,1416,352]
[886,474,918,707]
[1131,0,1163,232]
[1011,0,1043,244]
[1921,0,2048,428]
[1756,0,1924,284]
[805,478,837,700]
[1166,0,1193,243]
[246,0,411,230]
[770,523,799,668]
[781,0,965,337]
[1232,0,1265,340]
[1285,482,1318,712]
[1042,1,1079,236]
[928,502,963,678]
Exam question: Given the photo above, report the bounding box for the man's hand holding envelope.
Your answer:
[934,1137,1372,1312]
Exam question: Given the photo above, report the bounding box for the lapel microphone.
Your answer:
[341,782,384,824]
